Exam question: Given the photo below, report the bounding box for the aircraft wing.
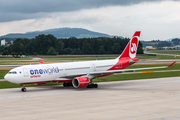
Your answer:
[59,62,176,78]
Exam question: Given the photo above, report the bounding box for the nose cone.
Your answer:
[4,74,9,81]
[4,73,15,83]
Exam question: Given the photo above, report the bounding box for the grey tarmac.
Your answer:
[1,77,180,120]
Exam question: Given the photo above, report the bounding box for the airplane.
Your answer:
[4,31,176,92]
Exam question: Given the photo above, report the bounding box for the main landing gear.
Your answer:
[63,82,73,87]
[87,79,98,88]
[86,83,98,88]
[21,84,27,92]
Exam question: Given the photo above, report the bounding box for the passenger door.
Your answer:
[23,68,29,77]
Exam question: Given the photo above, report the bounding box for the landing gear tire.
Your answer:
[63,82,67,87]
[63,82,73,87]
[21,87,27,92]
[94,84,98,88]
[86,84,98,88]
[20,84,27,92]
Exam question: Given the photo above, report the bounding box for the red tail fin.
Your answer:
[118,31,141,59]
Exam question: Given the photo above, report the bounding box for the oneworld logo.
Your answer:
[30,67,59,75]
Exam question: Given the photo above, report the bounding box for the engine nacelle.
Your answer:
[72,77,90,88]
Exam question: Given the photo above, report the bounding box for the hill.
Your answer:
[0,28,123,39]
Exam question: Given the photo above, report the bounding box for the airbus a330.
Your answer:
[4,31,175,92]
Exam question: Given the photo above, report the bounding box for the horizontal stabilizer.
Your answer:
[167,61,176,67]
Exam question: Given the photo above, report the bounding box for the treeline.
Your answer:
[172,38,180,45]
[0,34,143,55]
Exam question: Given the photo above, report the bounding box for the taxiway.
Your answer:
[0,77,180,120]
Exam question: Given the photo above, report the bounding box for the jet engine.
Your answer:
[72,77,90,88]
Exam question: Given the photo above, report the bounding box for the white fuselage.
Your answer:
[5,59,118,84]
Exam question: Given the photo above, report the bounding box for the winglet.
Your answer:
[167,61,176,67]
[40,59,44,64]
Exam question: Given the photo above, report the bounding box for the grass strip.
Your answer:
[0,58,32,60]
[0,70,8,79]
[0,81,63,89]
[148,50,180,55]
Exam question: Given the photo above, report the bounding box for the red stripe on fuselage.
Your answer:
[21,80,72,85]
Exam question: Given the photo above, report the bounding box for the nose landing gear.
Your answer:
[20,84,27,92]
[21,87,27,92]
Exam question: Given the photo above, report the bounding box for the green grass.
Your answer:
[156,55,180,59]
[136,56,157,59]
[1,71,180,89]
[0,61,37,64]
[137,55,180,59]
[42,55,180,61]
[0,70,8,79]
[0,81,63,89]
[41,57,117,61]
[148,50,180,55]
[0,58,37,65]
[0,58,32,60]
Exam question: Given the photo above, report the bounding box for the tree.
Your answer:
[111,43,121,54]
[12,38,25,54]
[47,47,57,55]
[98,46,105,54]
[63,47,72,54]
[158,41,171,47]
[137,41,144,54]
[19,52,23,56]
[56,40,64,55]
[9,34,144,55]
[172,38,180,45]
[84,43,92,54]
[71,48,82,54]
[34,52,37,56]
[2,50,8,55]
[11,52,15,57]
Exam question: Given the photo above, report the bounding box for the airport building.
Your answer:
[1,39,6,45]
[163,45,180,49]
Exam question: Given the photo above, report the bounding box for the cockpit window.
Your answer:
[8,71,17,74]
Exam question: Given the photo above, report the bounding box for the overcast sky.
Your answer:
[0,0,180,40]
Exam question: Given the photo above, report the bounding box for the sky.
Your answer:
[0,0,180,40]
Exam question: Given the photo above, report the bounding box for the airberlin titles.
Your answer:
[30,67,59,78]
